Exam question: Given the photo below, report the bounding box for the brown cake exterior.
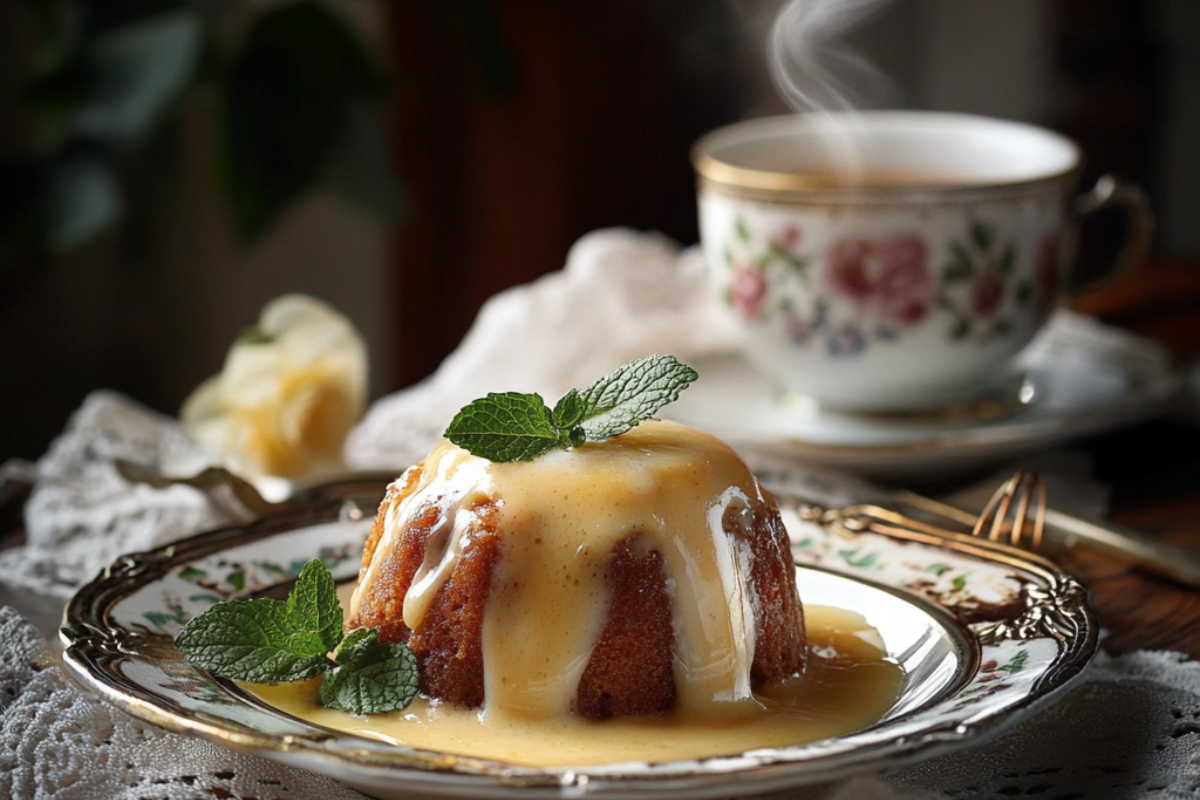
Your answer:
[348,420,805,720]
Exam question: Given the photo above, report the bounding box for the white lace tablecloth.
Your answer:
[4,228,1200,799]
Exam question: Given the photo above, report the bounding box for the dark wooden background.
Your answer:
[385,0,746,387]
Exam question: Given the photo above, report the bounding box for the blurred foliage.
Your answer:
[217,2,396,239]
[0,0,411,267]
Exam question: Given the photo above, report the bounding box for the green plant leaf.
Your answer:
[177,559,343,685]
[44,155,121,253]
[175,598,329,684]
[999,649,1029,673]
[575,354,699,441]
[971,221,993,251]
[735,215,750,243]
[998,243,1015,275]
[551,388,585,430]
[236,325,275,346]
[319,628,420,715]
[68,8,203,149]
[331,627,378,664]
[218,1,386,240]
[943,242,974,282]
[444,392,563,462]
[287,558,344,654]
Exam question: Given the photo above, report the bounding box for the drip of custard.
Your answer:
[246,602,902,765]
[349,420,791,719]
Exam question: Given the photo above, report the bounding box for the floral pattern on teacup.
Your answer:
[723,220,809,323]
[720,215,1060,357]
[933,221,1060,345]
[826,234,936,326]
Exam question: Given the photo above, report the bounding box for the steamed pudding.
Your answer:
[347,419,805,720]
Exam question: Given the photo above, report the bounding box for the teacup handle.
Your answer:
[1069,174,1154,294]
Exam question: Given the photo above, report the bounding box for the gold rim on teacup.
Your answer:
[691,111,1085,202]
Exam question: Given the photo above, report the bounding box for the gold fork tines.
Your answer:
[971,471,1047,551]
[883,473,1200,589]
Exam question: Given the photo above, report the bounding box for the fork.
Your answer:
[892,473,1200,590]
[971,471,1047,551]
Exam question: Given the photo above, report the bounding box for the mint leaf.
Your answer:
[176,561,423,712]
[319,628,420,715]
[444,391,564,462]
[551,388,585,429]
[331,626,377,662]
[575,354,698,441]
[551,389,586,448]
[175,598,329,683]
[178,558,338,684]
[288,558,343,654]
[443,355,698,462]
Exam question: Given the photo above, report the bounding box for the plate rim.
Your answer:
[59,482,1098,799]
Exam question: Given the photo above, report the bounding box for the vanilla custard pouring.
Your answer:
[349,419,786,720]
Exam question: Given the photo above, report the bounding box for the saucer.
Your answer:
[664,312,1186,479]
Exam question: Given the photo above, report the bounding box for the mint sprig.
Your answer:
[444,354,698,462]
[176,559,419,715]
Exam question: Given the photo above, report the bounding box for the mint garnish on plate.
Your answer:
[318,627,421,716]
[444,354,699,462]
[176,559,419,715]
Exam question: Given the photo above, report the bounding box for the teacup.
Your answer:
[692,111,1151,414]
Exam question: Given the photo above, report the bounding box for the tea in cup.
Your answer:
[692,111,1151,414]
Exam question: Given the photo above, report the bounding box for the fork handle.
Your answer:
[894,489,1200,589]
[1041,508,1200,589]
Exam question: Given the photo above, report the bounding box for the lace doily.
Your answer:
[0,391,249,598]
[887,649,1200,798]
[0,606,369,800]
[3,226,1199,798]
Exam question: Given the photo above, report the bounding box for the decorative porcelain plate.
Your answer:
[60,480,1096,800]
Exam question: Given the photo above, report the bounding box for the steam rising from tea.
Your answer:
[765,0,895,178]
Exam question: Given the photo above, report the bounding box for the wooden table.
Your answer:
[1056,256,1200,657]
